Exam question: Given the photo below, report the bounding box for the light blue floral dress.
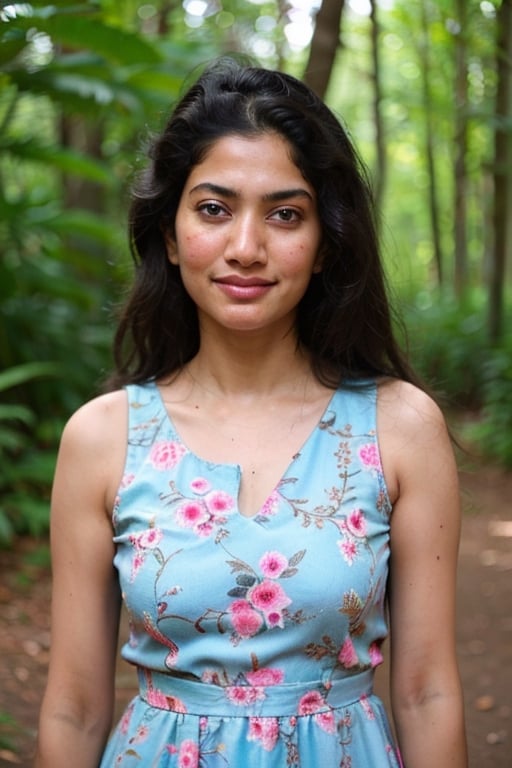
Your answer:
[100,380,403,767]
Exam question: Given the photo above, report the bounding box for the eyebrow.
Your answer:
[188,182,313,202]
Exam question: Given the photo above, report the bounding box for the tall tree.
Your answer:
[489,0,512,341]
[302,0,346,99]
[453,0,469,296]
[369,0,386,214]
[418,1,444,284]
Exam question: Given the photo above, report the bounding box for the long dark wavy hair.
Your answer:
[109,57,420,390]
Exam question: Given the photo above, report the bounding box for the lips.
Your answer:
[213,274,275,299]
[214,275,274,287]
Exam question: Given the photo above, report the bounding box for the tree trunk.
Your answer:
[60,115,104,214]
[489,0,512,342]
[369,0,386,216]
[418,1,443,285]
[302,0,346,100]
[453,0,469,296]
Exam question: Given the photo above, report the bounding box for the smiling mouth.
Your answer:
[214,276,275,287]
[213,276,275,299]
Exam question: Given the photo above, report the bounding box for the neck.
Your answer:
[181,328,313,400]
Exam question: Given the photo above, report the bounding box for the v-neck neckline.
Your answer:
[149,380,339,520]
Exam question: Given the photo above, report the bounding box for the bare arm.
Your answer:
[379,381,467,768]
[35,391,127,768]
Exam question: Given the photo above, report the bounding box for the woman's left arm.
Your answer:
[379,380,468,768]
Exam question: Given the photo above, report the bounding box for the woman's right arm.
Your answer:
[35,391,127,768]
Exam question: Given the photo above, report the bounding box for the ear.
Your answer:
[163,228,179,266]
[312,243,327,274]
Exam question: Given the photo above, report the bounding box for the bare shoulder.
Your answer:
[377,378,453,502]
[378,377,448,441]
[62,389,128,448]
[57,390,128,512]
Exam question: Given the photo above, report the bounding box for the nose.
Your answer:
[224,212,267,266]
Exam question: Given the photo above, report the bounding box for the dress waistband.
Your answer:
[137,667,375,717]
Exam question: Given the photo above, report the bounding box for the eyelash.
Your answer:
[197,202,302,223]
[198,202,226,217]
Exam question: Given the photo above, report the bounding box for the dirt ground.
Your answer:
[0,465,510,768]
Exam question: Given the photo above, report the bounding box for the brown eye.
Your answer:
[198,202,226,217]
[271,208,300,223]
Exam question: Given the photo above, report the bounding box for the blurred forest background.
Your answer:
[1,0,511,545]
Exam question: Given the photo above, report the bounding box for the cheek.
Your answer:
[281,242,321,277]
[177,232,218,269]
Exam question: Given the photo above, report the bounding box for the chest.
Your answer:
[165,394,334,518]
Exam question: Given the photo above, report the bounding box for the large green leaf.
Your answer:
[2,138,113,183]
[44,209,122,245]
[2,14,162,66]
[0,363,59,393]
[0,404,35,425]
[8,67,146,114]
[0,34,29,66]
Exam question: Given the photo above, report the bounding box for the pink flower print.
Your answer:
[245,667,284,687]
[201,669,220,685]
[338,636,359,668]
[120,472,135,489]
[225,685,265,706]
[229,602,264,638]
[265,611,285,629]
[338,537,357,565]
[359,443,381,471]
[167,695,188,713]
[165,647,180,669]
[359,693,376,720]
[149,440,187,470]
[341,757,352,768]
[130,550,145,581]
[260,490,280,517]
[204,490,235,515]
[230,598,251,613]
[248,580,291,616]
[135,526,163,549]
[196,522,214,537]
[146,687,171,710]
[346,508,367,538]
[175,501,209,529]
[119,702,134,735]
[369,641,384,668]
[178,739,199,768]
[298,690,325,715]
[248,717,280,751]
[259,551,288,578]
[166,744,178,755]
[130,724,150,744]
[190,476,211,494]
[314,710,336,734]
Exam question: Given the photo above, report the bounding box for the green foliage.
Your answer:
[404,291,512,467]
[0,364,60,544]
[404,292,489,408]
[0,0,211,545]
[0,708,22,751]
[469,339,512,467]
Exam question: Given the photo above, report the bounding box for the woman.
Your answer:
[35,59,467,767]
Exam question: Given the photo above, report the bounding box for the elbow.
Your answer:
[36,693,114,763]
[391,668,464,716]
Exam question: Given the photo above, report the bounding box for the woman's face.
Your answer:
[165,132,323,339]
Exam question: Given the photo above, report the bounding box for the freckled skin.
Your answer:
[163,134,323,339]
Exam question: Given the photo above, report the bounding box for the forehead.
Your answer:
[184,133,313,196]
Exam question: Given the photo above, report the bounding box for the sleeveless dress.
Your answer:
[100,380,403,767]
